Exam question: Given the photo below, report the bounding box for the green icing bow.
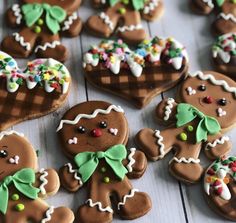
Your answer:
[216,0,236,6]
[74,144,128,183]
[22,3,66,34]
[0,168,40,215]
[176,103,221,143]
[109,0,146,10]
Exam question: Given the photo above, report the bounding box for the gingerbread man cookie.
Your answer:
[86,0,164,44]
[0,51,71,131]
[58,101,151,223]
[204,156,236,221]
[1,0,83,62]
[83,37,189,108]
[135,71,236,184]
[191,0,236,35]
[212,32,236,78]
[0,130,74,223]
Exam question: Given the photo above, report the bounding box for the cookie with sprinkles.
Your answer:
[0,130,74,223]
[212,32,236,78]
[0,51,71,131]
[204,156,236,221]
[83,36,189,108]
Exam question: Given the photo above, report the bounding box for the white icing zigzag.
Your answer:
[86,199,113,213]
[117,24,143,33]
[41,206,54,223]
[99,12,114,30]
[62,12,78,31]
[170,157,200,164]
[39,168,48,195]
[0,130,24,141]
[12,4,22,24]
[57,105,124,131]
[65,163,83,185]
[13,32,31,51]
[118,188,139,210]
[143,0,159,14]
[189,71,236,97]
[164,98,175,121]
[218,13,236,23]
[34,41,61,53]
[127,148,136,173]
[154,130,165,159]
[202,0,214,8]
[205,136,230,150]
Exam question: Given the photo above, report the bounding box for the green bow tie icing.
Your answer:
[0,168,40,215]
[216,0,236,6]
[74,144,128,183]
[176,103,221,143]
[22,3,66,34]
[109,0,146,10]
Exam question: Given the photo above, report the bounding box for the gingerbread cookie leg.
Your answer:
[141,0,164,21]
[190,0,215,14]
[1,27,37,58]
[35,34,68,62]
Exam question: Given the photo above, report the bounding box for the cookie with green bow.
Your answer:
[57,101,151,223]
[136,71,236,184]
[0,130,74,222]
[1,0,83,62]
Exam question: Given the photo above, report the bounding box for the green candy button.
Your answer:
[11,194,20,201]
[103,177,110,183]
[15,204,25,212]
[179,132,187,141]
[187,125,194,132]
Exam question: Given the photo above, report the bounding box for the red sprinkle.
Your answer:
[213,180,221,187]
[207,169,215,176]
[216,187,223,195]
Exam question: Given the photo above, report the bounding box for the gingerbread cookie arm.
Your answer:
[59,163,83,192]
[141,0,164,21]
[5,4,23,28]
[191,0,215,14]
[204,133,232,160]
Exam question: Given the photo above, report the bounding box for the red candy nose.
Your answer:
[204,96,213,104]
[91,129,102,137]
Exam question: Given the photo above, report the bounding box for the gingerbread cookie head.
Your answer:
[204,156,236,221]
[57,101,128,158]
[179,71,236,130]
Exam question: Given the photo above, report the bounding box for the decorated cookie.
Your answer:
[212,32,236,78]
[86,0,164,44]
[0,130,74,222]
[0,51,71,131]
[204,156,236,221]
[135,71,236,184]
[191,0,236,35]
[1,0,82,62]
[83,37,189,108]
[58,101,151,223]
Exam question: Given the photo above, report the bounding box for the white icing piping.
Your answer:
[12,4,22,24]
[218,13,236,23]
[117,24,143,33]
[39,168,48,195]
[57,104,124,131]
[0,130,24,141]
[164,98,175,121]
[204,136,230,150]
[143,0,159,14]
[99,12,114,30]
[170,157,200,164]
[202,0,214,8]
[34,41,61,53]
[13,32,31,51]
[65,163,83,185]
[189,71,236,97]
[154,130,165,159]
[126,148,136,173]
[118,188,139,210]
[62,12,78,31]
[86,199,113,213]
[41,206,54,223]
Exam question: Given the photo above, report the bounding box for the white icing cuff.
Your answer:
[86,199,113,213]
[13,33,31,51]
[12,4,22,24]
[39,168,48,195]
[205,136,230,150]
[99,12,114,30]
[117,24,143,33]
[163,98,175,121]
[65,163,83,186]
[143,0,159,14]
[34,41,61,53]
[154,130,165,159]
[202,0,214,8]
[41,206,54,223]
[62,12,78,31]
[218,13,236,23]
[117,188,139,210]
[127,148,136,173]
[170,157,200,164]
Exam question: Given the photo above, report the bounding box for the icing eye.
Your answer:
[218,98,227,106]
[99,121,107,129]
[77,126,86,134]
[0,150,8,158]
[198,84,206,91]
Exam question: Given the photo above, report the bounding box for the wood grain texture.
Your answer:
[1,0,236,222]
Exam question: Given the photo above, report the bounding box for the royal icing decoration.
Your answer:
[218,13,236,24]
[8,155,20,164]
[154,130,165,159]
[212,32,236,64]
[204,136,230,150]
[217,107,227,117]
[0,131,24,141]
[170,157,200,164]
[117,188,139,210]
[108,128,118,135]
[39,168,48,195]
[68,137,78,145]
[86,199,113,213]
[57,105,124,131]
[12,33,31,51]
[202,0,214,8]
[204,156,236,200]
[41,206,55,223]
[143,0,159,14]
[0,51,70,94]
[117,24,143,33]
[99,12,114,30]
[34,41,61,53]
[186,86,196,96]
[127,148,136,172]
[65,163,83,185]
[62,12,78,31]
[164,98,175,121]
[12,4,22,25]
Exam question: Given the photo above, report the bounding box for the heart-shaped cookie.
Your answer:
[0,51,71,130]
[83,37,189,108]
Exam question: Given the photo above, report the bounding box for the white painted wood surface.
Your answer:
[1,0,236,222]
